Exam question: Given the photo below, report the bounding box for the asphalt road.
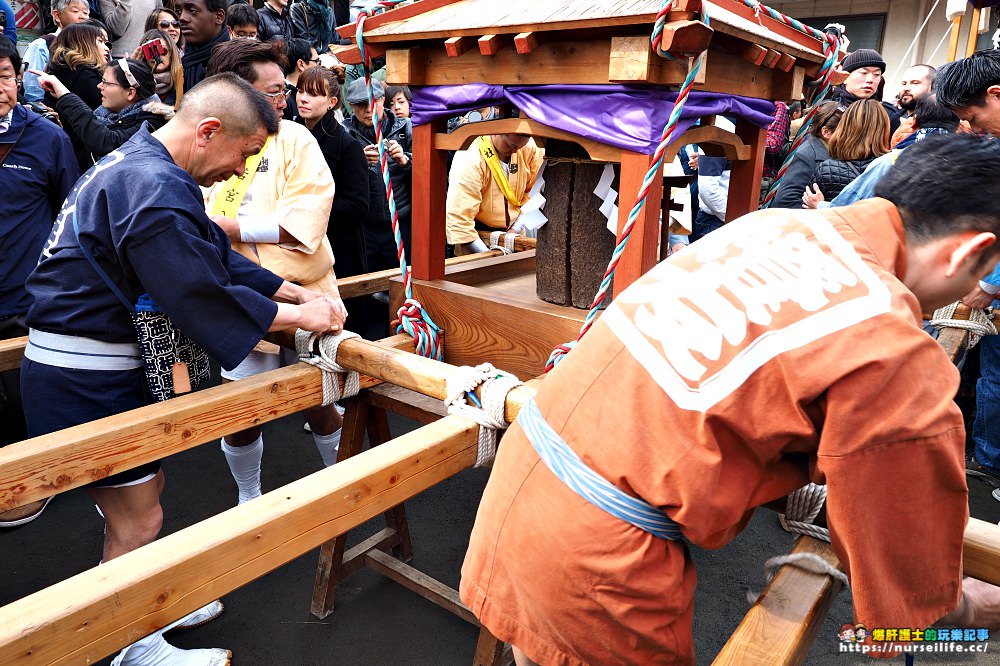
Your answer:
[4,404,1000,665]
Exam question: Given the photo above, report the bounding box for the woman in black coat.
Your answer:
[771,101,843,209]
[297,66,377,336]
[811,99,890,202]
[37,57,169,169]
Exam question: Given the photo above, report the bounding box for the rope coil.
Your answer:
[444,363,523,467]
[930,301,996,349]
[296,329,362,406]
[784,483,830,542]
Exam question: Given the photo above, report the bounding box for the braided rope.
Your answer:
[356,13,444,360]
[784,483,830,542]
[295,329,362,405]
[444,363,523,467]
[488,231,517,254]
[544,0,709,373]
[930,301,997,349]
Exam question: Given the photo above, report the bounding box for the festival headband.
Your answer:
[117,58,138,88]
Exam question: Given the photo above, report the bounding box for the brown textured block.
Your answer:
[535,161,573,306]
[569,163,616,309]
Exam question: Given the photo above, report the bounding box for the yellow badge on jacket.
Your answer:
[476,135,525,209]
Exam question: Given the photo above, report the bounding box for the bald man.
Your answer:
[22,72,345,666]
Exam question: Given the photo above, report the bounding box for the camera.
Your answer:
[139,39,166,66]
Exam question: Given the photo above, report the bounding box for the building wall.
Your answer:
[768,0,994,99]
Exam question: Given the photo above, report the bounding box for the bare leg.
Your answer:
[303,403,344,436]
[88,470,165,561]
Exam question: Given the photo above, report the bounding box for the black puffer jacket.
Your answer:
[812,156,876,201]
[258,2,293,42]
[54,94,171,170]
[771,135,830,209]
[343,113,413,272]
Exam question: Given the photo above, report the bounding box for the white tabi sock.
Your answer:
[221,436,263,505]
[110,631,230,666]
[312,428,342,467]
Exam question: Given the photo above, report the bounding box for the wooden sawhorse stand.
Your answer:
[309,384,513,666]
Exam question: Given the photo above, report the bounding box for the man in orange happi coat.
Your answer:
[460,134,1000,666]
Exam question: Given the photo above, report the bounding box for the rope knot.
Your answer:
[444,363,523,467]
[395,298,444,361]
[930,301,996,349]
[296,329,361,406]
[488,231,517,254]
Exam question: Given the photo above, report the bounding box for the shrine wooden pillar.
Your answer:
[613,150,664,297]
[725,118,767,222]
[411,120,448,281]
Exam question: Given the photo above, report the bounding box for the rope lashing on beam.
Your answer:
[295,329,362,405]
[931,301,997,349]
[356,11,443,361]
[543,0,710,373]
[488,231,517,255]
[444,363,523,467]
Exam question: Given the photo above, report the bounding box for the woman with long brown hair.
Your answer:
[810,99,890,201]
[132,28,183,106]
[144,6,184,52]
[771,101,844,208]
[43,22,109,110]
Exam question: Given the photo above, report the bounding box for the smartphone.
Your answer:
[139,39,166,66]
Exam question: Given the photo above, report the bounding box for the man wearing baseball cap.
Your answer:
[829,48,902,133]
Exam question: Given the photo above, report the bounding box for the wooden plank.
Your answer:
[388,41,703,87]
[725,118,766,222]
[713,536,843,665]
[964,517,1000,586]
[364,383,448,425]
[513,31,539,55]
[948,15,963,62]
[365,549,479,625]
[383,46,424,85]
[338,250,505,299]
[700,49,801,100]
[444,35,474,57]
[411,120,448,281]
[771,65,805,104]
[707,0,826,60]
[0,335,24,373]
[336,0,463,40]
[658,19,714,55]
[330,44,363,65]
[613,149,664,297]
[935,304,973,363]
[775,52,796,73]
[680,124,750,161]
[761,48,781,69]
[478,34,510,57]
[967,5,982,58]
[389,275,583,381]
[477,231,536,252]
[435,116,627,163]
[0,414,480,666]
[474,626,513,666]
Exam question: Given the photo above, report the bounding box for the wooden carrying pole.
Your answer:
[967,2,983,57]
[948,14,964,61]
[0,415,481,665]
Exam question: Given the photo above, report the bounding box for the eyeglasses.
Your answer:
[260,89,291,101]
[98,78,125,88]
[0,74,20,86]
[159,19,180,29]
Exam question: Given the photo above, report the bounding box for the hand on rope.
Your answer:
[356,12,443,361]
[544,0,710,373]
[444,363,523,467]
[295,328,362,405]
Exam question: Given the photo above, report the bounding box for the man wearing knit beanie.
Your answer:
[829,47,901,133]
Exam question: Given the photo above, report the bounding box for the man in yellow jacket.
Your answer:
[203,39,346,505]
[446,133,545,254]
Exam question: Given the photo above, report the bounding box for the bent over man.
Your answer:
[22,73,345,666]
[461,134,1000,666]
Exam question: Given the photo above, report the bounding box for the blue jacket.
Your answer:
[0,0,15,45]
[0,105,79,317]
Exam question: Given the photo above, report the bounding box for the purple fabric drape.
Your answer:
[410,84,776,155]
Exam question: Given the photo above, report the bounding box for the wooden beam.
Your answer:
[774,52,796,73]
[712,536,843,665]
[444,35,474,58]
[613,150,664,297]
[964,517,1000,586]
[338,250,506,299]
[967,4,983,58]
[681,124,751,161]
[435,116,628,163]
[477,231,537,252]
[514,31,539,55]
[478,34,510,57]
[725,119,766,222]
[761,48,781,69]
[336,0,462,41]
[365,548,479,625]
[948,15,963,62]
[411,121,448,281]
[0,336,23,373]
[935,303,973,362]
[657,19,714,55]
[0,415,480,666]
[389,40,702,87]
[330,44,363,65]
[607,35,705,88]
